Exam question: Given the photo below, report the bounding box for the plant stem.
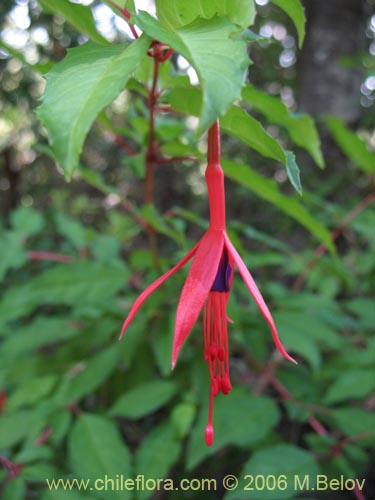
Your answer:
[144,57,161,269]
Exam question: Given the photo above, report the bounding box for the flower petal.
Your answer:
[223,232,297,364]
[120,241,200,339]
[172,230,224,368]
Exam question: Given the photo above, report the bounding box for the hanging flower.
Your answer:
[120,121,296,446]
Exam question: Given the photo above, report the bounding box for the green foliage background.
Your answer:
[0,1,374,499]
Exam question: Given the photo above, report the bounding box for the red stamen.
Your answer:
[203,290,232,446]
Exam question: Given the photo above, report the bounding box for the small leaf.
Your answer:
[270,0,306,48]
[110,380,177,419]
[69,414,131,500]
[285,151,302,194]
[225,444,320,499]
[135,12,249,133]
[37,36,150,178]
[37,0,108,45]
[326,117,375,173]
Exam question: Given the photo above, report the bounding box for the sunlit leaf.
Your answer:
[37,36,150,178]
[135,12,248,133]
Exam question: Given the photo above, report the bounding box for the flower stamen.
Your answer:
[204,253,233,446]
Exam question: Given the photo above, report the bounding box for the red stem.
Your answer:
[105,0,139,39]
[28,251,74,263]
[114,135,137,156]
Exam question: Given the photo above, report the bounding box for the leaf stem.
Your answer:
[105,0,139,39]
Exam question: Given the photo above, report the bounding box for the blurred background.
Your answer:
[0,1,374,499]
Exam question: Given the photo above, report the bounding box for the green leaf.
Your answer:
[135,12,248,133]
[7,375,57,411]
[156,0,256,29]
[54,344,121,406]
[325,117,375,173]
[225,444,320,499]
[285,151,302,194]
[69,414,131,500]
[326,408,375,440]
[0,410,46,448]
[10,206,45,237]
[2,477,26,500]
[0,317,80,359]
[37,0,108,45]
[324,369,375,405]
[270,0,306,48]
[41,490,96,500]
[135,423,181,500]
[110,380,177,419]
[170,87,286,162]
[242,85,324,167]
[54,212,86,249]
[222,159,335,253]
[171,402,196,439]
[0,261,128,325]
[0,231,27,282]
[37,36,150,179]
[221,105,286,163]
[187,390,280,469]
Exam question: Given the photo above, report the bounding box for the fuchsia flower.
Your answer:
[120,121,296,446]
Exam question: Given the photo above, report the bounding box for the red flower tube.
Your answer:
[120,120,296,446]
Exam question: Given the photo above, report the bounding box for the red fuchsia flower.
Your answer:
[120,121,296,446]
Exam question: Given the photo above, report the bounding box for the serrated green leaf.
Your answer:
[37,0,108,45]
[286,150,302,194]
[242,85,324,167]
[69,414,131,500]
[0,261,128,325]
[222,159,335,253]
[37,36,150,178]
[135,12,248,133]
[110,380,177,419]
[225,444,320,499]
[156,0,255,29]
[324,369,375,405]
[271,0,306,48]
[187,390,280,469]
[326,117,375,173]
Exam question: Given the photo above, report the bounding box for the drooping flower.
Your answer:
[120,120,296,446]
